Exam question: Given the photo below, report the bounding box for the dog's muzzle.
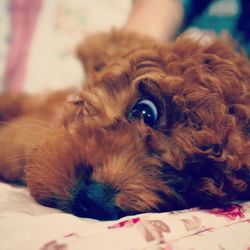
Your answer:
[71,179,124,220]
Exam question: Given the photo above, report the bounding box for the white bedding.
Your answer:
[1,182,250,250]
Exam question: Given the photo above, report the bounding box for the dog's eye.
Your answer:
[129,99,159,127]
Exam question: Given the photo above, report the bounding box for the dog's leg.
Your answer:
[0,94,31,182]
[0,116,59,183]
[0,92,67,183]
[0,117,37,183]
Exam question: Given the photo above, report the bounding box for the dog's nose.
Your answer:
[71,180,121,220]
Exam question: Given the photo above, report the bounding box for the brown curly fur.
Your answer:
[0,30,250,220]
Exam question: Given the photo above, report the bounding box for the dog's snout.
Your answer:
[71,180,121,220]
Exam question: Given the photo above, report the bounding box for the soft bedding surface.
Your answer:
[0,182,250,250]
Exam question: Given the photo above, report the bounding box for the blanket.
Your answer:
[0,182,250,250]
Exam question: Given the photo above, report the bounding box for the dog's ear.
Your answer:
[76,32,109,78]
[174,34,250,156]
[76,29,155,78]
[171,33,250,87]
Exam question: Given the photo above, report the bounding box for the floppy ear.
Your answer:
[172,32,250,89]
[77,32,111,78]
[76,29,154,78]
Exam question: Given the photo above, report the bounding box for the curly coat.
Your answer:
[0,31,250,220]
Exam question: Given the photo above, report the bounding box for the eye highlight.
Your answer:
[129,98,159,127]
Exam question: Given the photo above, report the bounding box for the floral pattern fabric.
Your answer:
[0,182,249,250]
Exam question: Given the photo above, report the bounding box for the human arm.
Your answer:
[123,0,212,42]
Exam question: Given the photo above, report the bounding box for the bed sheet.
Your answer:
[0,182,250,250]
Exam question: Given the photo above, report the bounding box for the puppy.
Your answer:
[0,31,250,220]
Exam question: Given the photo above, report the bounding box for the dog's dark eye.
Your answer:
[129,99,159,127]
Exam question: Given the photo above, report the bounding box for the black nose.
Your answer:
[71,180,122,220]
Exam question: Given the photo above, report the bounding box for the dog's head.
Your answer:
[26,34,250,220]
